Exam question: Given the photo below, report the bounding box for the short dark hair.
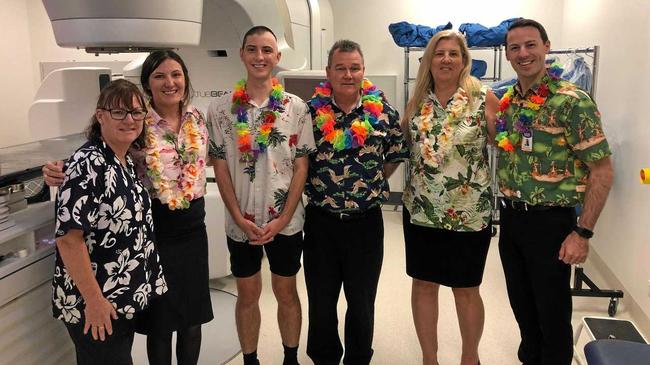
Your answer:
[86,79,147,148]
[505,18,549,47]
[327,39,364,68]
[241,25,277,49]
[140,50,192,108]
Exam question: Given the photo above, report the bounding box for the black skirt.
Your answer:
[136,197,214,334]
[402,208,491,288]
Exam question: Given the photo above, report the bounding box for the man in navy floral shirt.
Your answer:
[303,39,408,365]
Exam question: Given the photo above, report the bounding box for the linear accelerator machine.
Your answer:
[33,0,334,279]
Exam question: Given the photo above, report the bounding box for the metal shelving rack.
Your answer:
[547,46,600,96]
[402,45,600,109]
[402,45,504,111]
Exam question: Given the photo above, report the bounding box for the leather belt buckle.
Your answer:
[501,198,529,211]
[518,201,529,211]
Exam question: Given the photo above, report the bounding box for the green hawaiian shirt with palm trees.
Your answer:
[497,76,611,206]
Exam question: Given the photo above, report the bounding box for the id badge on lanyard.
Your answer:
[521,131,533,152]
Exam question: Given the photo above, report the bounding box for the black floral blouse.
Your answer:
[52,140,167,323]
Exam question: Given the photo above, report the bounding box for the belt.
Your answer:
[499,198,569,212]
[308,205,380,221]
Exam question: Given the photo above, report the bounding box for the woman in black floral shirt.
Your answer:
[52,79,167,365]
[46,51,216,365]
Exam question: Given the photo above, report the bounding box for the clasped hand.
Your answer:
[239,217,288,245]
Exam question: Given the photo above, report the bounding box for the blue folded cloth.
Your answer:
[471,59,487,78]
[490,77,517,98]
[459,18,521,47]
[388,21,453,47]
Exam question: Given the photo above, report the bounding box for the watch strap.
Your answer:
[574,225,594,239]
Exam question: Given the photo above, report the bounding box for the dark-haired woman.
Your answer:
[45,50,215,365]
[52,79,168,365]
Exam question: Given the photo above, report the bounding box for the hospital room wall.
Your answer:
[0,0,37,147]
[560,0,650,331]
[0,0,144,148]
[329,0,650,332]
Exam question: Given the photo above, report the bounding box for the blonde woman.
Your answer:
[401,30,497,365]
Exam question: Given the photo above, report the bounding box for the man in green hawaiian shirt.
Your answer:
[497,18,614,365]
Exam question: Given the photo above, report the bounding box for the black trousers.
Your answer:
[498,206,576,365]
[303,205,384,365]
[65,318,135,365]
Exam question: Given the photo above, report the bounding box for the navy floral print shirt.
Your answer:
[306,95,409,212]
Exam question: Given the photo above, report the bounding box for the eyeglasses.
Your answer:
[99,108,147,121]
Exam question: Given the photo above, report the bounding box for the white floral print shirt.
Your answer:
[208,91,316,241]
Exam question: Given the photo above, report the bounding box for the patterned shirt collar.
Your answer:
[514,71,555,98]
[331,94,362,114]
[148,103,195,127]
[426,87,464,109]
[98,138,134,169]
[243,91,287,112]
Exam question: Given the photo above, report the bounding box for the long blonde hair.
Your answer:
[402,30,481,134]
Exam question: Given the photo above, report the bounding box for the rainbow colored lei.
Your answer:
[144,107,205,210]
[231,78,285,162]
[310,79,384,151]
[495,63,563,152]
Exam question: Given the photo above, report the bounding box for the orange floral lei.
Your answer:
[144,107,205,210]
[415,88,469,169]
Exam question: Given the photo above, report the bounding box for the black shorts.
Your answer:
[403,208,491,288]
[227,231,303,278]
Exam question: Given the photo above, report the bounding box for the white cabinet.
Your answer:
[0,201,75,364]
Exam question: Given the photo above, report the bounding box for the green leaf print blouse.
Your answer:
[403,85,492,232]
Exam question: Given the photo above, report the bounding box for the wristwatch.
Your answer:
[573,225,594,239]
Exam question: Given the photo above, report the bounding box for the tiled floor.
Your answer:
[131,209,643,364]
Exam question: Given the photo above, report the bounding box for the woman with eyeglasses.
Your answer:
[44,50,216,365]
[52,79,167,365]
[401,30,498,365]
